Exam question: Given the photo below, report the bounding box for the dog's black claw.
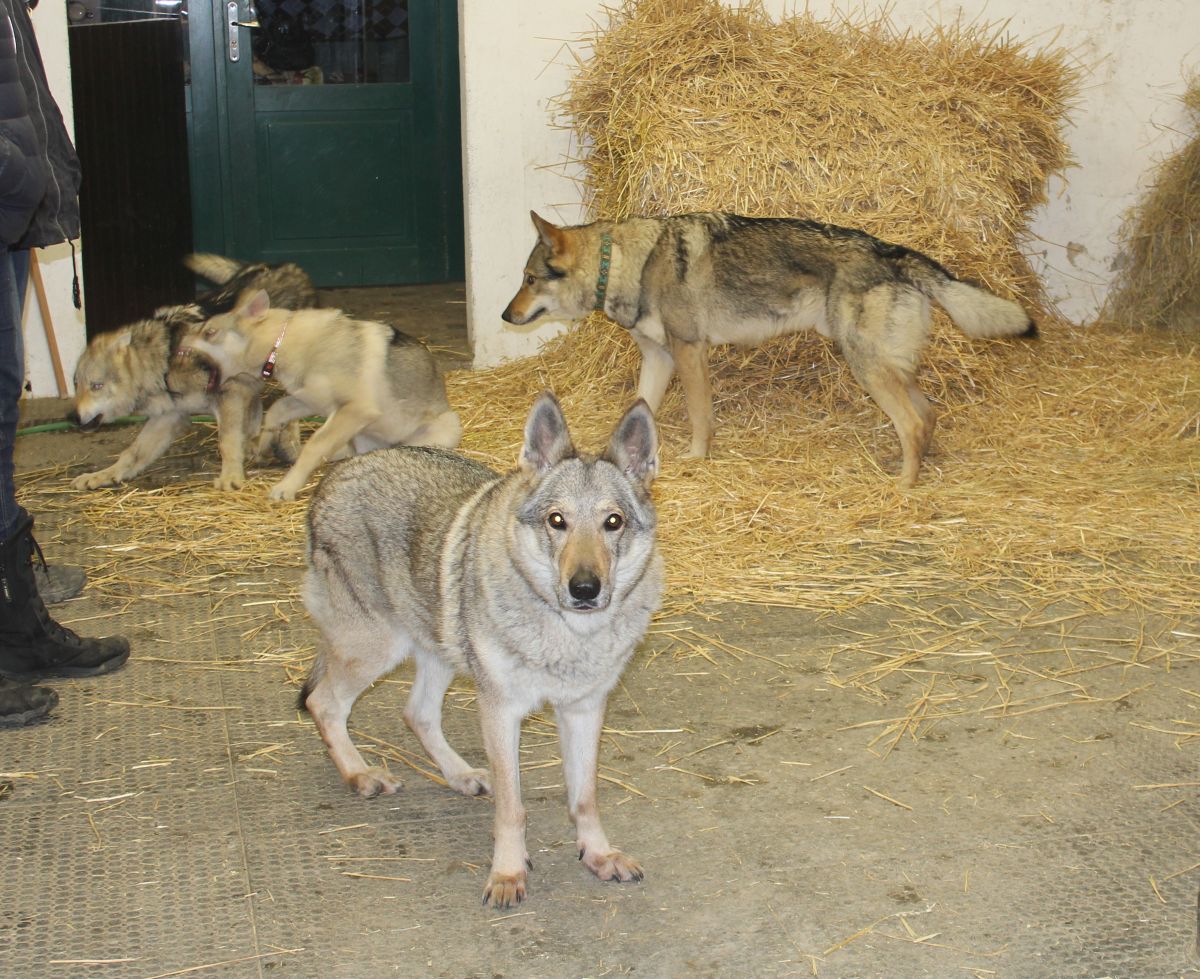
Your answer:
[578,848,585,861]
[525,857,534,871]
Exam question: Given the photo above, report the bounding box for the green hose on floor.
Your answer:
[16,416,216,436]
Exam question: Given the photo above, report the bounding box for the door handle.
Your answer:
[226,1,257,62]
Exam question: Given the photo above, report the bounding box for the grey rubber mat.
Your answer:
[4,437,1199,977]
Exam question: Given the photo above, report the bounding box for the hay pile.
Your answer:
[557,0,1077,307]
[1106,77,1200,333]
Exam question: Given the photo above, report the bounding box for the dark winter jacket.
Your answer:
[0,0,79,249]
[0,12,46,245]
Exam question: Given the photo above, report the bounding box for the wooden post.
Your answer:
[27,250,69,398]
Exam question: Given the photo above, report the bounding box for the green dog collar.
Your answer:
[594,233,612,312]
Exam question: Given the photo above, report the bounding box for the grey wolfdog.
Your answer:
[179,290,461,500]
[69,254,316,490]
[299,393,662,908]
[502,212,1037,487]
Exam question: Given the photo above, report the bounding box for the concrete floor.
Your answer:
[5,285,1200,978]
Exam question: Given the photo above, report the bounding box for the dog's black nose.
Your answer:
[568,570,602,603]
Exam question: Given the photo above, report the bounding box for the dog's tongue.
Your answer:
[205,367,221,393]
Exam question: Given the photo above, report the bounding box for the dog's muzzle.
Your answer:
[501,304,543,326]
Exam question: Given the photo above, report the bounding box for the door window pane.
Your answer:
[253,0,409,84]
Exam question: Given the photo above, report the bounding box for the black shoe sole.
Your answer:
[0,648,130,683]
[0,689,59,727]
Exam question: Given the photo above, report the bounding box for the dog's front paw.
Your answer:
[347,767,402,798]
[447,767,491,798]
[72,469,120,490]
[483,868,528,910]
[580,846,643,883]
[214,470,246,492]
[268,479,300,501]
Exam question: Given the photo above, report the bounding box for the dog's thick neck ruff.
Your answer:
[260,316,291,379]
[593,233,612,312]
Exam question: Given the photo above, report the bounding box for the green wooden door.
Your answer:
[186,0,463,286]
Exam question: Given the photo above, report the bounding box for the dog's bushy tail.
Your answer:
[902,252,1038,340]
[185,253,245,286]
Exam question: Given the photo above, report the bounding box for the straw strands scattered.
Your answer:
[1105,75,1200,333]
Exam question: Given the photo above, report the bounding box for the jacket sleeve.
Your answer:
[0,128,46,244]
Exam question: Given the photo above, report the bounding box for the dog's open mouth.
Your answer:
[68,410,102,431]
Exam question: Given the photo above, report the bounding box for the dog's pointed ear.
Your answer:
[605,399,659,489]
[243,289,271,318]
[531,211,568,257]
[520,391,575,474]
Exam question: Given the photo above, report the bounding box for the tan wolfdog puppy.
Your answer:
[503,212,1036,487]
[180,290,461,500]
[299,393,662,908]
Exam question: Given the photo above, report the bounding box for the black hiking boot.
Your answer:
[0,515,130,682]
[0,677,57,727]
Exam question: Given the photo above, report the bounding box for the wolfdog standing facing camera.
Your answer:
[502,212,1037,487]
[299,393,663,908]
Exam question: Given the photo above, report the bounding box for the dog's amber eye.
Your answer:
[604,513,624,531]
[547,511,567,530]
[203,327,217,340]
[525,273,535,287]
[90,381,104,391]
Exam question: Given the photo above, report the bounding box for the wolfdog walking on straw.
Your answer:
[503,211,1037,487]
[299,393,662,908]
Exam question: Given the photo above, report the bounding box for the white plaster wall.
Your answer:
[460,0,1200,367]
[23,2,85,397]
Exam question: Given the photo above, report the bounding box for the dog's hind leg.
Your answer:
[842,351,931,488]
[669,337,715,459]
[391,409,462,452]
[272,403,381,500]
[404,648,490,797]
[302,628,408,798]
[254,394,312,462]
[633,332,676,413]
[557,691,643,884]
[836,286,934,488]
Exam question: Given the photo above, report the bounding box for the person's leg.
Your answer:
[0,248,129,689]
[0,248,56,726]
[6,248,84,603]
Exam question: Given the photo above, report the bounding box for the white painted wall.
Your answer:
[22,1,84,397]
[459,0,1200,367]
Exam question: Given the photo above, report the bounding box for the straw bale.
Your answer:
[1105,77,1200,333]
[556,0,1077,307]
